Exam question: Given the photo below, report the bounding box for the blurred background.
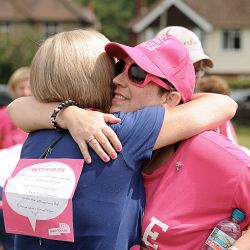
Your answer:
[0,0,249,148]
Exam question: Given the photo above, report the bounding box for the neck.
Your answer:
[142,145,175,174]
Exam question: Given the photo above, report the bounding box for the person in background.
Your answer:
[0,67,31,250]
[196,75,238,144]
[196,75,250,156]
[0,67,32,149]
[156,26,213,83]
[0,91,12,250]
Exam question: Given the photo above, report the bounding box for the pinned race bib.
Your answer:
[2,158,83,242]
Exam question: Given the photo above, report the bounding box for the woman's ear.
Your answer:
[163,92,182,107]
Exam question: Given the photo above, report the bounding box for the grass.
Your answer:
[226,78,250,89]
[234,125,250,148]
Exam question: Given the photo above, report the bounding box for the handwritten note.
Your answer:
[3,158,83,242]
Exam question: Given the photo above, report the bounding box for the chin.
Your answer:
[110,106,120,113]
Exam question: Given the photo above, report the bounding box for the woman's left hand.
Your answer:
[58,106,122,163]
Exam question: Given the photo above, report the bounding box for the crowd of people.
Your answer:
[0,25,250,250]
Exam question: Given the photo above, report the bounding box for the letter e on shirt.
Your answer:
[142,217,168,249]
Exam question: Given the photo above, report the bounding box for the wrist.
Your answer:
[58,105,81,129]
[51,100,79,131]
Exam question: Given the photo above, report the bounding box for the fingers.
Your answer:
[82,127,123,164]
[85,122,122,163]
[64,110,122,163]
[88,137,111,163]
[102,126,122,152]
[77,132,119,164]
[92,132,117,161]
[77,140,92,164]
[103,113,121,124]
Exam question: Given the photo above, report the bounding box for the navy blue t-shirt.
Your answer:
[15,107,164,250]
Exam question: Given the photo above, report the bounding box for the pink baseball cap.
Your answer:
[105,35,195,103]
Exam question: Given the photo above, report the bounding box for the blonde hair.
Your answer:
[31,29,115,112]
[195,75,230,96]
[8,67,30,99]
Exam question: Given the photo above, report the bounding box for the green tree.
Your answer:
[76,0,135,43]
[75,0,158,43]
[0,29,41,84]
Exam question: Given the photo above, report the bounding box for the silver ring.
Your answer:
[86,136,95,144]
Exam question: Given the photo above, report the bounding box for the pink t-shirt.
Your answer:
[0,107,27,149]
[142,131,250,250]
[217,121,238,145]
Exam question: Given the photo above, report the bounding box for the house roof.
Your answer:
[130,0,250,33]
[184,0,250,28]
[0,0,98,25]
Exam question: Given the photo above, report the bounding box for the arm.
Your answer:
[59,93,236,152]
[8,96,55,132]
[153,93,237,150]
[8,93,237,156]
[7,96,122,163]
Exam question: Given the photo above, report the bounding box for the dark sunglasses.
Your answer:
[115,59,171,90]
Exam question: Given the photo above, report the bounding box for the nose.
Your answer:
[113,71,128,88]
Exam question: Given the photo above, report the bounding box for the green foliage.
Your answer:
[234,125,250,148]
[0,29,41,84]
[94,0,135,43]
[225,78,250,89]
[75,0,135,43]
[74,0,159,43]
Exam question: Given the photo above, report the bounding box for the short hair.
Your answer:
[30,29,115,112]
[8,66,30,99]
[195,75,230,96]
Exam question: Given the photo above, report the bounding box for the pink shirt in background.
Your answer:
[142,131,250,250]
[0,107,27,149]
[218,121,238,145]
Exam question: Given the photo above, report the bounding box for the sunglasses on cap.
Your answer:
[115,59,171,90]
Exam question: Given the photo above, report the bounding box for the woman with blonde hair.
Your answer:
[7,67,31,99]
[0,67,31,150]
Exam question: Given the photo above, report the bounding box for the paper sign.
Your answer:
[3,158,83,242]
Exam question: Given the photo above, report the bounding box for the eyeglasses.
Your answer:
[115,59,171,90]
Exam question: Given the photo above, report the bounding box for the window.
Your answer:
[222,30,241,50]
[44,23,59,37]
[0,22,10,33]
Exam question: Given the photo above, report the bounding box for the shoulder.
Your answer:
[112,106,165,120]
[181,130,250,167]
[112,106,165,128]
[111,107,165,138]
[22,130,78,157]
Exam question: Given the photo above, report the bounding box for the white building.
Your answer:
[129,0,250,77]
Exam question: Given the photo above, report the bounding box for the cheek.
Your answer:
[142,87,162,105]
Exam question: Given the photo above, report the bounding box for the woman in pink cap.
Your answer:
[8,31,248,249]
[104,33,250,250]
